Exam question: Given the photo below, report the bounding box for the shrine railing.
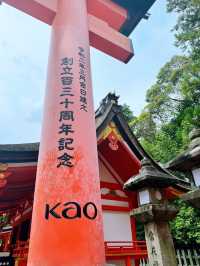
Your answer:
[12,240,29,259]
[11,240,147,260]
[105,241,147,258]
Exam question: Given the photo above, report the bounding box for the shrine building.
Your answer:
[0,93,189,266]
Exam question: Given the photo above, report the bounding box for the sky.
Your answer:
[0,1,180,144]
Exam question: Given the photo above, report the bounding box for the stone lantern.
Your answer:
[166,127,200,208]
[181,128,200,208]
[190,128,200,187]
[124,158,180,266]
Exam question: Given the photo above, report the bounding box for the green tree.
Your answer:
[167,0,200,57]
[121,104,136,123]
[134,55,200,163]
[170,200,200,245]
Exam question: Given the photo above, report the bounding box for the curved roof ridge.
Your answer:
[0,143,39,152]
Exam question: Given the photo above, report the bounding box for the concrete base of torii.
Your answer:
[131,203,178,266]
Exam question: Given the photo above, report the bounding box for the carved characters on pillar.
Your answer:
[147,228,160,266]
[57,48,89,167]
[148,230,154,241]
[78,47,88,112]
[58,57,75,168]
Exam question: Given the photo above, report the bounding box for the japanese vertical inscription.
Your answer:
[78,47,88,112]
[57,57,75,168]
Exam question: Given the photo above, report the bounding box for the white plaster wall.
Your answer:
[101,199,129,208]
[103,211,132,242]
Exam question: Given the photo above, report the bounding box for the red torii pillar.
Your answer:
[2,0,134,265]
[28,1,105,265]
[126,256,132,266]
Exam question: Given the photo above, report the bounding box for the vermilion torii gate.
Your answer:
[1,0,156,265]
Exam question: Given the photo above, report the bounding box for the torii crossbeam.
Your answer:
[1,0,156,265]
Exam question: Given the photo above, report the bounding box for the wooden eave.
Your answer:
[0,143,39,163]
[112,0,157,36]
[165,147,200,172]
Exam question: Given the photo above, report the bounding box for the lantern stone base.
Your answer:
[131,204,178,266]
[181,188,200,209]
[130,203,178,224]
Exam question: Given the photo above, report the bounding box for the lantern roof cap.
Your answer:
[165,127,200,172]
[124,158,188,191]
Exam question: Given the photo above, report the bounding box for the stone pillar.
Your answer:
[132,204,178,266]
[27,1,105,265]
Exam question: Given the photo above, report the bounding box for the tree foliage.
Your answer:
[124,53,200,163]
[167,0,200,57]
[170,200,200,245]
[141,54,200,163]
